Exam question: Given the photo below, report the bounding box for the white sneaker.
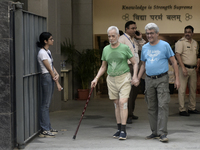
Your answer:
[50,129,58,134]
[39,130,55,138]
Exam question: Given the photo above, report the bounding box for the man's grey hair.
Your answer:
[145,23,159,33]
[107,26,119,34]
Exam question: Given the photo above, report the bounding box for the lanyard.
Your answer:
[43,48,54,70]
[43,47,53,60]
[123,33,136,52]
[47,52,52,58]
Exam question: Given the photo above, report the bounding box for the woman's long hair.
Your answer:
[36,32,52,48]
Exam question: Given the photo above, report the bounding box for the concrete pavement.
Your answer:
[19,94,200,150]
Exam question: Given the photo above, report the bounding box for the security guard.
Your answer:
[175,25,200,116]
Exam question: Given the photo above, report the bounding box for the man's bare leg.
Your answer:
[114,98,128,139]
[113,99,121,138]
[119,98,128,124]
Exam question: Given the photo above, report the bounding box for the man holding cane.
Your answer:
[91,26,139,140]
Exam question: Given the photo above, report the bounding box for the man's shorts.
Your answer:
[106,72,131,100]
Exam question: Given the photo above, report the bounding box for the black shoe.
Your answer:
[188,109,200,114]
[119,131,127,140]
[159,135,168,142]
[179,111,190,116]
[146,133,159,139]
[132,115,138,120]
[126,117,132,124]
[113,130,120,138]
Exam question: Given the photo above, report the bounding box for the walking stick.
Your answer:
[73,87,94,140]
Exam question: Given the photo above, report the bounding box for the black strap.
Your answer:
[47,52,52,59]
[43,48,54,70]
[184,64,197,69]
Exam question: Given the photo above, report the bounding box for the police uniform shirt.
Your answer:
[175,37,199,66]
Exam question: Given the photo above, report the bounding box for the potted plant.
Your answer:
[61,39,100,100]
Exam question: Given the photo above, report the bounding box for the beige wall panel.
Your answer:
[93,0,200,34]
[28,0,48,17]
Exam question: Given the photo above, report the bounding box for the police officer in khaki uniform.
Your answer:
[175,25,200,116]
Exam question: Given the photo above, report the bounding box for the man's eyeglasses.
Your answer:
[146,32,156,36]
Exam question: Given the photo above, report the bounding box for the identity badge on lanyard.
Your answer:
[124,34,139,58]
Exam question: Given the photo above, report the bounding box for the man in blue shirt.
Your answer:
[137,23,180,142]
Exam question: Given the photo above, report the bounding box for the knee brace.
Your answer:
[123,102,127,109]
[114,103,117,109]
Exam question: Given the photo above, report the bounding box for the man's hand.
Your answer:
[131,77,140,87]
[182,67,188,77]
[91,78,98,88]
[135,30,142,40]
[174,78,180,90]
